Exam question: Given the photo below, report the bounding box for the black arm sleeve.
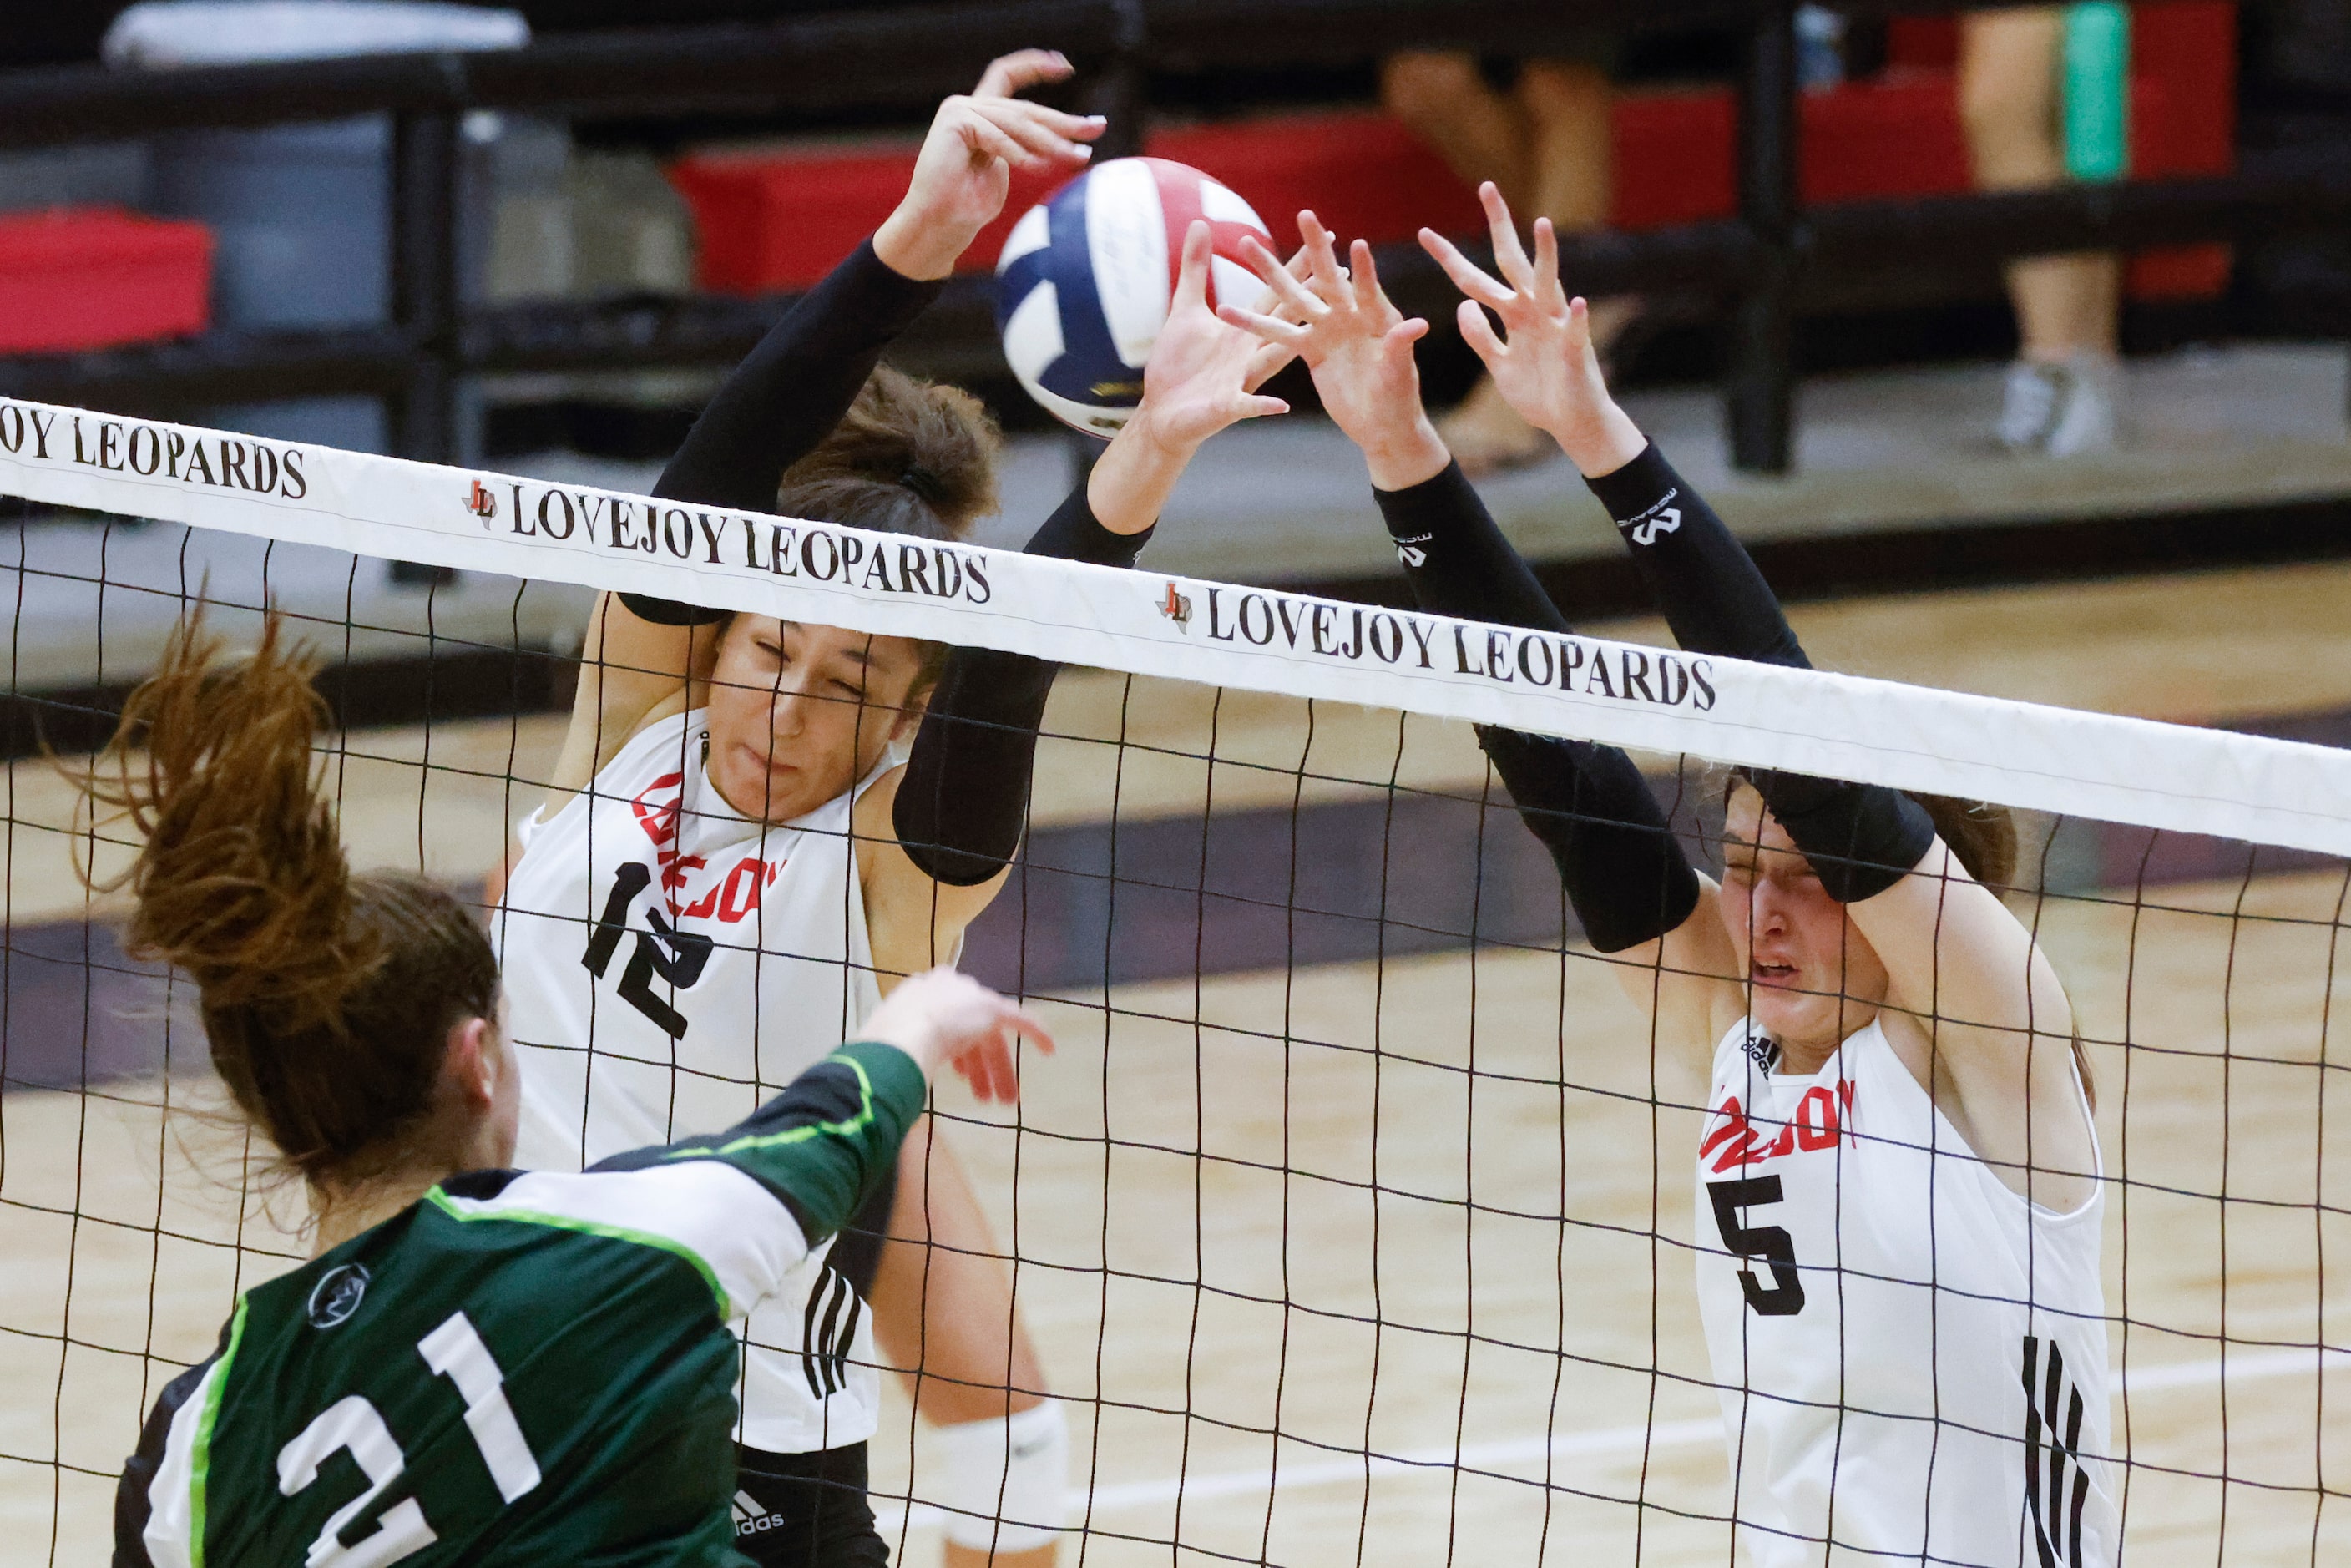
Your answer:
[1373,463,1699,952]
[1583,443,1806,669]
[1585,443,1933,901]
[618,238,945,626]
[892,483,1152,887]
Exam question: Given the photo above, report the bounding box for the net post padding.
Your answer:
[3,396,2346,854]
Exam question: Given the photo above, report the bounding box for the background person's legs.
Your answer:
[1383,52,1631,473]
[1380,51,1532,210]
[871,1116,1061,1568]
[1959,7,2125,453]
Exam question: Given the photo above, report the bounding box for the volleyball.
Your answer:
[993,156,1272,435]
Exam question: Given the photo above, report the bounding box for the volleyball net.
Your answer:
[0,401,2343,1565]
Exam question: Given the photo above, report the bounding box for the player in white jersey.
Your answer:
[494,52,1297,1568]
[1221,186,2111,1566]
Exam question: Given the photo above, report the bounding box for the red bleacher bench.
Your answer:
[670,0,2233,303]
[0,206,214,355]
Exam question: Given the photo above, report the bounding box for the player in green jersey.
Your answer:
[89,610,1051,1568]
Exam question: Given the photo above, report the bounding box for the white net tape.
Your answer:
[3,396,2345,852]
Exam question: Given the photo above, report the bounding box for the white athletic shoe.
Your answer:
[2043,352,2124,457]
[1995,355,2124,456]
[1996,359,2063,453]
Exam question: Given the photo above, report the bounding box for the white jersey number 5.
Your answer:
[276,1311,541,1566]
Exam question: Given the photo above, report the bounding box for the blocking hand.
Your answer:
[1220,210,1445,487]
[1129,220,1293,454]
[1418,182,1642,475]
[876,49,1105,281]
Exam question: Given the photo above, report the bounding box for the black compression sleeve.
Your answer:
[892,483,1152,886]
[1372,463,1698,951]
[1585,443,1932,901]
[616,240,944,627]
[1584,443,1806,668]
[615,592,715,626]
[1375,459,1567,634]
[1473,728,1703,953]
[657,239,943,510]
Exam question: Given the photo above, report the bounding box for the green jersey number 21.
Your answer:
[277,1310,541,1566]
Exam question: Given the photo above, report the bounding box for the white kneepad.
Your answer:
[933,1400,1069,1553]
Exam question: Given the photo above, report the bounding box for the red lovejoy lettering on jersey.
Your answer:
[1698,1080,1857,1173]
[626,772,787,922]
[632,772,685,846]
[669,854,783,922]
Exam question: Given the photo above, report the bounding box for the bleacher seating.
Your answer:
[0,206,211,353]
[671,0,2234,302]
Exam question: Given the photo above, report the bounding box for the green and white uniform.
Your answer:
[114,1039,923,1568]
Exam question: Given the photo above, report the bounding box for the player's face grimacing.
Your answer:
[1717,782,1893,1055]
[704,615,930,824]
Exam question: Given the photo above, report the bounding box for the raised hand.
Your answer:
[1220,210,1449,490]
[1135,220,1294,451]
[874,49,1105,281]
[1418,181,1645,476]
[1086,220,1292,534]
[863,968,1055,1105]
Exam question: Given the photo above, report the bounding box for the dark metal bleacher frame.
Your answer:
[0,0,2345,480]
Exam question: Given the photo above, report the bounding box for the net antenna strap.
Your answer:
[5,396,2348,857]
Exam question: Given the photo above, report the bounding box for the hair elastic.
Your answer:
[899,463,948,506]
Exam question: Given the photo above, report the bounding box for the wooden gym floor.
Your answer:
[4,558,2349,1565]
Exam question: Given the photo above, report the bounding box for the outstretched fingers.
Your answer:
[982,97,1106,144]
[1296,211,1351,304]
[1217,301,1311,346]
[1241,337,1296,392]
[972,99,1098,165]
[1005,999,1056,1060]
[1457,297,1509,372]
[1479,180,1535,291]
[973,47,1074,99]
[955,112,1040,170]
[1385,316,1433,355]
[1349,238,1388,317]
[1240,233,1327,321]
[1532,216,1568,313]
[958,998,1057,1104]
[1172,220,1215,311]
[1418,225,1515,311]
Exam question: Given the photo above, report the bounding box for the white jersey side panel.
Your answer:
[495,708,889,1455]
[1694,1018,2113,1568]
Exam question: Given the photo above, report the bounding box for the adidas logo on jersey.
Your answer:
[801,1264,862,1399]
[2022,1335,2095,1568]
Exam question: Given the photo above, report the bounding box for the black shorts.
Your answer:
[731,1442,890,1567]
[827,1160,897,1301]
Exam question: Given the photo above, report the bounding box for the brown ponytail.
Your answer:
[775,364,1001,544]
[1910,792,2019,891]
[77,609,498,1183]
